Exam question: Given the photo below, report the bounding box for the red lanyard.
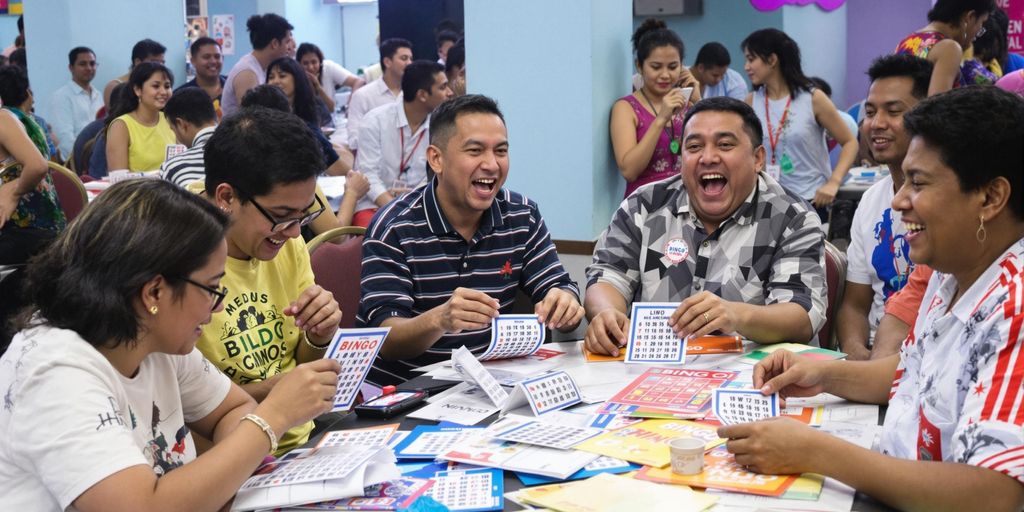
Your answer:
[399,127,427,175]
[764,93,792,165]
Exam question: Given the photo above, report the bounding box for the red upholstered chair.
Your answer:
[307,226,367,329]
[819,240,847,350]
[47,162,88,222]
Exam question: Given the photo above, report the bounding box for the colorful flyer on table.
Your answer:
[315,424,399,449]
[322,328,389,412]
[392,424,484,460]
[491,419,603,450]
[603,367,739,417]
[635,445,812,497]
[452,346,509,406]
[295,477,434,511]
[574,419,724,468]
[713,388,780,425]
[479,314,545,361]
[500,370,582,416]
[426,468,504,512]
[625,302,686,364]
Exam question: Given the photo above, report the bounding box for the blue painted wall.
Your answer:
[783,3,848,107]
[467,0,632,241]
[341,2,380,73]
[287,1,344,69]
[24,0,187,122]
[0,15,18,52]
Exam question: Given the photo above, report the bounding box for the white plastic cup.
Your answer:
[669,437,705,475]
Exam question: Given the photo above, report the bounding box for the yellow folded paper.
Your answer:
[574,419,724,468]
[524,473,717,512]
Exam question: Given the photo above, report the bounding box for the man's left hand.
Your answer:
[669,291,741,337]
[717,417,825,475]
[535,288,584,331]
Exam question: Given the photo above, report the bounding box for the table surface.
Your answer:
[309,371,897,512]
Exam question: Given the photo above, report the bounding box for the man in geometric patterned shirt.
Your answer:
[585,97,827,356]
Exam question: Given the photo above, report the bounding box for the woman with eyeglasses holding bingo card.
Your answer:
[0,179,341,511]
[194,106,344,456]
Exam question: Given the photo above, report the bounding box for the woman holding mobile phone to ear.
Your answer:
[611,19,700,198]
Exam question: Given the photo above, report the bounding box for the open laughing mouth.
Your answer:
[472,178,496,193]
[700,173,728,194]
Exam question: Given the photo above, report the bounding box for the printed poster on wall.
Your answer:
[997,0,1023,53]
[212,14,235,56]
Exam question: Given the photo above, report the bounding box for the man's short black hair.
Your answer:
[683,96,764,149]
[164,88,216,127]
[436,30,458,47]
[190,36,220,58]
[445,43,465,76]
[380,37,412,71]
[867,54,934,100]
[246,13,293,50]
[8,47,25,69]
[131,39,166,63]
[0,65,29,107]
[429,94,505,150]
[694,42,731,68]
[205,107,323,200]
[68,46,94,67]
[240,84,291,112]
[904,86,1024,219]
[403,60,444,102]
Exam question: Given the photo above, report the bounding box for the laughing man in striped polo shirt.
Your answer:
[357,95,584,385]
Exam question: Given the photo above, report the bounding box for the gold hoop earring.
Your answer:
[976,215,987,244]
[149,305,159,315]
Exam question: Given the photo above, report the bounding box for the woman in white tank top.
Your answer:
[741,28,858,219]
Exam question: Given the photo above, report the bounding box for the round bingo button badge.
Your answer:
[664,238,689,264]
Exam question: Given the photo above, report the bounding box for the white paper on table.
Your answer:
[407,384,499,425]
[479,314,545,360]
[625,302,686,364]
[488,415,602,450]
[230,448,398,511]
[317,175,347,198]
[451,346,509,406]
[439,433,599,479]
[322,328,390,412]
[315,425,396,449]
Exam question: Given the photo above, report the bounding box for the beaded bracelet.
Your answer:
[303,332,331,350]
[241,413,278,454]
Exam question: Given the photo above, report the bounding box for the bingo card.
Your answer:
[322,328,390,412]
[492,420,602,450]
[713,388,780,425]
[393,425,483,459]
[605,367,739,416]
[479,314,544,361]
[452,346,509,406]
[625,302,686,364]
[315,424,398,449]
[240,445,380,490]
[426,468,503,512]
[502,370,582,416]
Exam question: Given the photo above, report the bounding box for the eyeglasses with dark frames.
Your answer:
[244,193,326,234]
[178,277,228,311]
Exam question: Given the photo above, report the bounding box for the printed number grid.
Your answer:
[480,315,544,361]
[453,346,509,406]
[492,421,601,450]
[427,470,499,511]
[324,330,388,411]
[626,304,685,363]
[583,456,633,471]
[241,446,378,490]
[713,389,780,425]
[316,427,393,449]
[401,431,478,457]
[522,371,581,415]
[621,373,728,410]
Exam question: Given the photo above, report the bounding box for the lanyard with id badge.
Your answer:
[394,127,427,195]
[764,94,793,181]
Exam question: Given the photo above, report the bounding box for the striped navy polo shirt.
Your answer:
[357,177,579,385]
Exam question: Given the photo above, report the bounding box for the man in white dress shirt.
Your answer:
[49,47,103,159]
[346,38,413,153]
[351,60,452,227]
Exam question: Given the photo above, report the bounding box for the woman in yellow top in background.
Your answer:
[106,62,176,172]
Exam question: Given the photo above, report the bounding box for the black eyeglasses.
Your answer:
[179,277,228,311]
[245,193,326,234]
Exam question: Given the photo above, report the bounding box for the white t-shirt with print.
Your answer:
[0,322,231,510]
[881,238,1024,483]
[846,175,913,338]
